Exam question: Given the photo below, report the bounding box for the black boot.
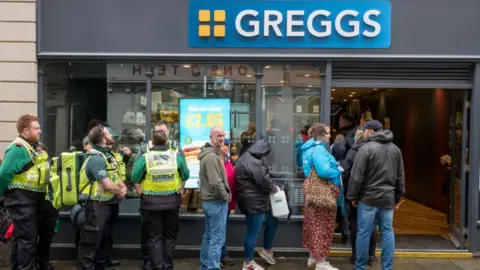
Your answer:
[143,261,152,270]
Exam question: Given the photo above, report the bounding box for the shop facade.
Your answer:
[34,0,480,257]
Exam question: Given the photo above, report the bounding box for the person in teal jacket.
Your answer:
[301,123,344,270]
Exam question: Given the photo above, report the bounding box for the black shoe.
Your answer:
[368,255,378,265]
[143,261,151,270]
[107,260,121,267]
[343,238,351,245]
[350,255,355,264]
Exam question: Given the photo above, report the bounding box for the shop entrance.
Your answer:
[330,88,470,250]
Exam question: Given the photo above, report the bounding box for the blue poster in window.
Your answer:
[179,98,231,189]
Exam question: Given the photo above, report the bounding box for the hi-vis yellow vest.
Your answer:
[113,152,126,181]
[141,149,181,196]
[79,149,119,201]
[9,137,49,193]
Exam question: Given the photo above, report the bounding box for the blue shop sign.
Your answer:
[188,0,391,49]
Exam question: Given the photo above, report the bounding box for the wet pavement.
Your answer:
[0,257,478,270]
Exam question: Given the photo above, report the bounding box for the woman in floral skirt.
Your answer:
[301,123,344,270]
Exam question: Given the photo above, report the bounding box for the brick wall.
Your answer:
[0,0,37,156]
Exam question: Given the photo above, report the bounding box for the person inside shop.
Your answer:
[239,122,256,157]
[338,113,356,150]
[198,127,231,270]
[0,114,50,270]
[220,139,236,267]
[130,130,189,270]
[35,142,60,270]
[77,125,127,270]
[302,123,344,270]
[235,138,279,270]
[134,120,185,270]
[94,126,131,270]
[359,111,373,126]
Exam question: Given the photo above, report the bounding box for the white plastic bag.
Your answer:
[270,190,289,218]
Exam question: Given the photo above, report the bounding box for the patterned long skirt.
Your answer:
[302,184,340,259]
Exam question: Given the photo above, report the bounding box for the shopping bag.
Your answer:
[270,190,289,218]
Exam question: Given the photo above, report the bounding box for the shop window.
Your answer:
[262,64,323,215]
[108,63,256,215]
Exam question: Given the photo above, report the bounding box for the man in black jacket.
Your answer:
[347,120,405,270]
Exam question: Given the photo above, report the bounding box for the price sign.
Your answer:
[179,98,231,189]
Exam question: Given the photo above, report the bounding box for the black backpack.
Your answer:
[0,197,13,243]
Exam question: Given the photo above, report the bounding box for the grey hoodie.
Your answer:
[198,143,230,201]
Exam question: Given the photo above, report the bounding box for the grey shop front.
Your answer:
[37,0,480,257]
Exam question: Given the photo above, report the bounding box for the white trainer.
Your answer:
[242,260,265,270]
[258,249,276,265]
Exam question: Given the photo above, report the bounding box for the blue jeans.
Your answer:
[221,210,230,260]
[244,211,279,260]
[200,200,228,270]
[355,202,395,270]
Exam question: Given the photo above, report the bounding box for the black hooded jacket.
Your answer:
[234,139,277,215]
[347,130,405,208]
[339,138,368,188]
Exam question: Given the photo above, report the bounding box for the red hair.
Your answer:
[16,114,39,134]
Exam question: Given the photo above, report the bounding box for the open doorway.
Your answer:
[330,88,470,250]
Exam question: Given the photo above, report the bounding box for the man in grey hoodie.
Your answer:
[198,127,231,270]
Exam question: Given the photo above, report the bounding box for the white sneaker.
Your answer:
[315,261,339,270]
[242,260,265,270]
[307,257,317,268]
[258,249,276,265]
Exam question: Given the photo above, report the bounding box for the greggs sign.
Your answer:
[188,0,391,48]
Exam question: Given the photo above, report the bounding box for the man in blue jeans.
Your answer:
[198,127,231,270]
[347,120,405,270]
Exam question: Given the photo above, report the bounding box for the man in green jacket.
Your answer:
[131,130,189,270]
[0,114,49,270]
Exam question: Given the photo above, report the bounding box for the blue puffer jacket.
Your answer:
[302,138,345,215]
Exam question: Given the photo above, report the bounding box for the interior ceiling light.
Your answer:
[351,92,356,94]
[306,88,310,91]
[247,74,252,77]
[349,95,353,97]
[373,88,378,91]
[332,88,336,91]
[305,74,310,77]
[308,85,313,87]
[330,97,333,100]
[265,65,271,69]
[183,64,191,68]
[343,99,347,102]
[280,80,285,83]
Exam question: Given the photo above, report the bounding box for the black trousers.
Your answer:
[140,211,150,265]
[8,203,41,270]
[349,205,377,258]
[77,201,111,270]
[141,208,180,270]
[95,203,119,266]
[37,201,59,270]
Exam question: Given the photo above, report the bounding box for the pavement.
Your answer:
[0,258,478,270]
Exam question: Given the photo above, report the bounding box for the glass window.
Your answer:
[262,64,324,215]
[44,63,107,155]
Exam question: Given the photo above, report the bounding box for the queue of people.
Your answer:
[0,113,405,270]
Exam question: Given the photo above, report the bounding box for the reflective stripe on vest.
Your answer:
[141,149,181,196]
[9,137,49,193]
[79,149,119,201]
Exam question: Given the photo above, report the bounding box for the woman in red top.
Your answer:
[221,139,236,266]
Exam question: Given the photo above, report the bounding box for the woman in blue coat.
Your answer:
[301,123,344,270]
